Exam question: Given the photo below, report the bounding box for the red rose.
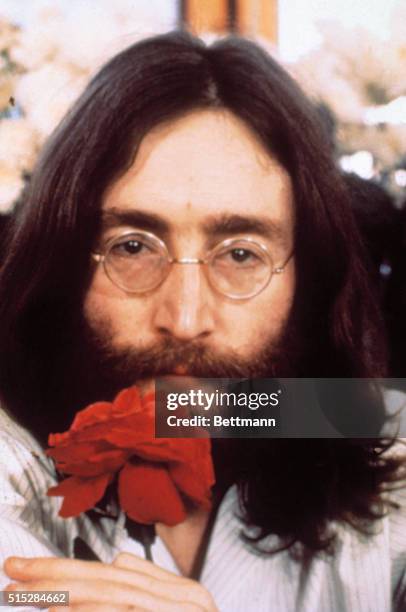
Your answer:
[46,386,215,526]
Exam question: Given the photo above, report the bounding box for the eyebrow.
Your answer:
[102,209,170,235]
[102,208,288,243]
[202,213,287,243]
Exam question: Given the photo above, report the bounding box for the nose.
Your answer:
[152,262,215,341]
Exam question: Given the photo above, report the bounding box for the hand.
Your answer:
[4,553,218,611]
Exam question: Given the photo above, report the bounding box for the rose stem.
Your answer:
[141,525,154,562]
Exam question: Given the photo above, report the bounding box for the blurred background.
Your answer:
[0,0,405,379]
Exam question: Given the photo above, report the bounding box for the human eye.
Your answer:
[228,247,259,264]
[110,236,154,259]
[216,244,266,268]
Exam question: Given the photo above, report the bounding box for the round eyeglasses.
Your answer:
[92,231,293,300]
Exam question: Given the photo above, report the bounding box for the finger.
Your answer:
[3,557,54,580]
[5,557,215,610]
[6,579,178,611]
[4,556,59,580]
[52,604,202,612]
[4,556,164,590]
[112,554,211,607]
[4,556,191,602]
[49,606,143,612]
[113,553,183,581]
[5,554,171,583]
[4,556,179,604]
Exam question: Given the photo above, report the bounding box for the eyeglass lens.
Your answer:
[106,235,170,292]
[104,234,273,298]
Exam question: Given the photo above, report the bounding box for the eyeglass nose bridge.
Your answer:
[170,257,207,265]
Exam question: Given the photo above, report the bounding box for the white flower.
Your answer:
[290,53,365,123]
[10,0,168,77]
[53,0,171,75]
[0,118,39,172]
[0,162,24,212]
[381,124,406,163]
[339,124,406,169]
[391,2,406,52]
[8,6,63,71]
[0,72,14,111]
[293,18,406,123]
[0,18,19,53]
[15,62,88,139]
[55,3,141,73]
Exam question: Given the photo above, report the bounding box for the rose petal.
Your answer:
[113,387,142,415]
[52,449,130,477]
[131,438,190,462]
[101,415,153,447]
[48,431,70,447]
[47,473,111,517]
[118,462,186,526]
[141,391,155,415]
[70,401,113,431]
[49,416,151,449]
[170,461,214,508]
[133,437,208,464]
[47,440,110,461]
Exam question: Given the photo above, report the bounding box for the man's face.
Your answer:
[83,109,295,382]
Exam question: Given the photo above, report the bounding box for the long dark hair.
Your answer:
[0,31,402,554]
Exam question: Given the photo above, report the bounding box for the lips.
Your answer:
[173,365,188,375]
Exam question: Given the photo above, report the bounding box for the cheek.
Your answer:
[83,277,150,347]
[225,264,295,352]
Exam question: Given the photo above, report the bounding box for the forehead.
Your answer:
[102,109,294,237]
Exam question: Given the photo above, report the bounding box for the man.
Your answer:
[0,31,405,611]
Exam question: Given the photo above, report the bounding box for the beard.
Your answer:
[37,304,303,444]
[65,311,299,405]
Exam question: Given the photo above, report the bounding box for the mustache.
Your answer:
[95,336,279,381]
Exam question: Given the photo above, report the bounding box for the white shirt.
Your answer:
[0,404,406,611]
